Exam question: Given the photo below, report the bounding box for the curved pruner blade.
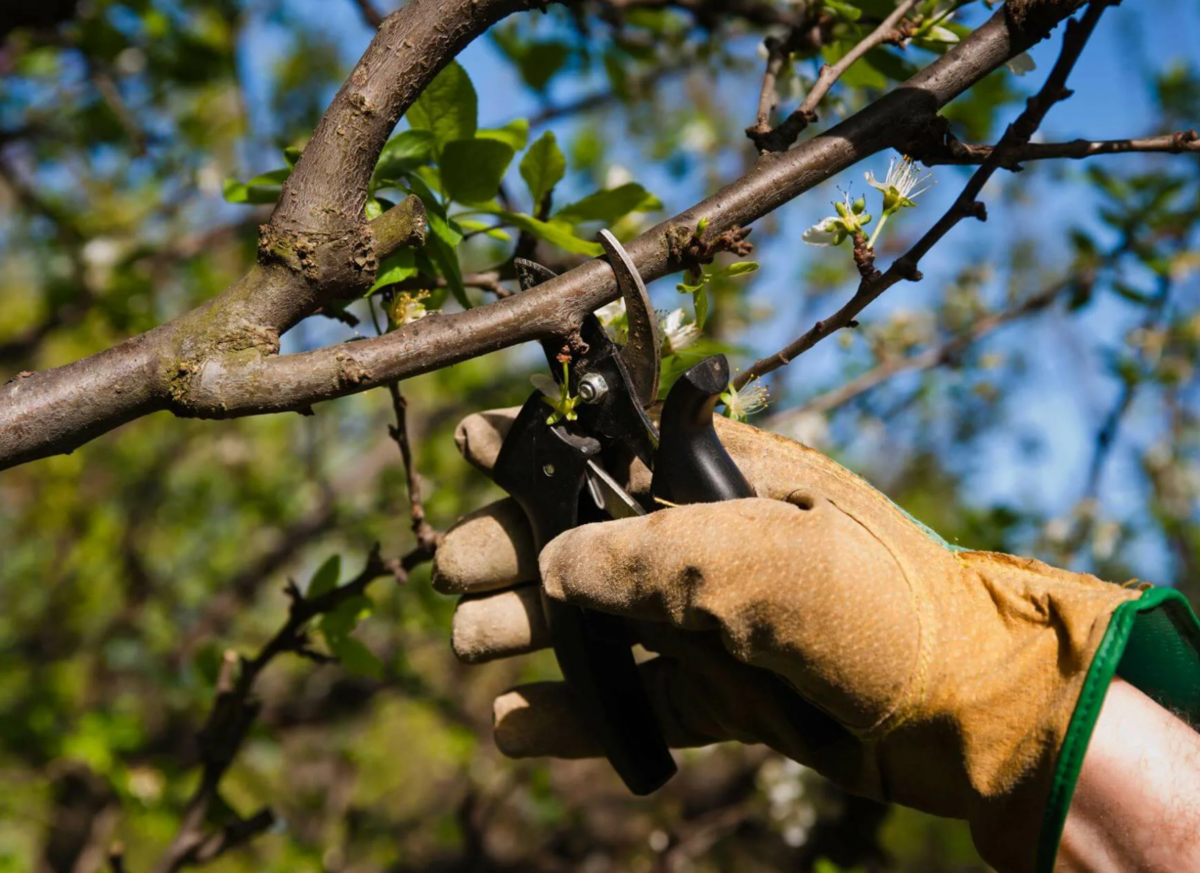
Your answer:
[598,229,660,408]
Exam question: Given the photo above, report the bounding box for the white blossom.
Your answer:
[721,379,769,421]
[659,308,701,356]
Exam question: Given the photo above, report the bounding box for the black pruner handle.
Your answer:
[652,356,854,752]
[492,393,677,795]
[653,355,754,505]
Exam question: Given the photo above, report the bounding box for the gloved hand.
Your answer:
[432,409,1145,873]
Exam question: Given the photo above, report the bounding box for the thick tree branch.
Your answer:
[0,0,1125,468]
[734,0,1115,390]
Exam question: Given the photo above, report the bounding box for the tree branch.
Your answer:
[914,128,1200,168]
[748,0,919,153]
[733,0,1116,390]
[0,0,1120,469]
[770,273,1071,425]
[151,546,404,873]
[350,0,385,29]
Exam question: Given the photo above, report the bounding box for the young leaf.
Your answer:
[706,261,760,281]
[492,210,603,256]
[320,595,374,638]
[520,131,566,209]
[223,167,291,205]
[553,183,662,225]
[440,138,516,204]
[695,284,709,329]
[372,129,437,187]
[456,218,512,241]
[327,635,383,679]
[308,554,341,599]
[369,249,418,293]
[477,118,529,151]
[283,145,304,168]
[407,61,477,148]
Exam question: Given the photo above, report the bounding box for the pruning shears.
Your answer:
[492,230,761,794]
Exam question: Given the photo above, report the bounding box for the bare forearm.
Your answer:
[1059,678,1200,872]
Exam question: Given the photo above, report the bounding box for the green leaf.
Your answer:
[456,218,511,241]
[407,61,477,148]
[695,284,709,329]
[427,231,470,308]
[822,0,862,22]
[222,167,291,205]
[493,210,602,256]
[397,174,469,308]
[373,129,437,187]
[402,174,463,249]
[516,41,571,91]
[477,118,529,151]
[283,145,304,168]
[676,281,704,294]
[520,131,566,209]
[369,249,418,293]
[308,555,341,599]
[222,178,248,203]
[365,197,384,220]
[554,183,661,225]
[440,138,516,204]
[327,635,383,679]
[706,261,760,281]
[321,595,374,638]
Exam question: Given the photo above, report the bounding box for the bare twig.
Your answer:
[152,546,405,873]
[748,0,920,152]
[350,0,385,28]
[771,275,1070,423]
[734,0,1116,390]
[386,382,441,554]
[915,128,1200,168]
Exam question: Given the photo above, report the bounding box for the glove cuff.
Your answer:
[1031,587,1200,873]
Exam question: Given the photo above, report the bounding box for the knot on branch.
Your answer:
[670,224,754,275]
[747,109,818,153]
[1004,0,1088,42]
[257,220,379,299]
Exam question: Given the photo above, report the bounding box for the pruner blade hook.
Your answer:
[597,229,660,408]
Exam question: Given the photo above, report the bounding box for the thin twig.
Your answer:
[386,382,441,554]
[915,128,1200,168]
[350,0,385,28]
[749,0,919,152]
[366,298,443,555]
[152,546,406,873]
[770,275,1070,423]
[734,0,1116,389]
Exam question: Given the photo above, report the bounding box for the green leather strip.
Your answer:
[1035,588,1200,872]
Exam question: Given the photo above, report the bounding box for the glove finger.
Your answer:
[538,497,812,630]
[431,498,537,595]
[450,583,550,664]
[540,494,919,732]
[493,656,736,759]
[454,407,520,475]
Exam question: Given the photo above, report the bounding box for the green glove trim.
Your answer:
[1036,587,1200,873]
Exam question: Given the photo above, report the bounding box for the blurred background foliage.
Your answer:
[0,0,1198,870]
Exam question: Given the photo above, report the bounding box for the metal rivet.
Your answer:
[578,373,609,404]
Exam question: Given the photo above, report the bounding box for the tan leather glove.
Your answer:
[432,410,1193,873]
